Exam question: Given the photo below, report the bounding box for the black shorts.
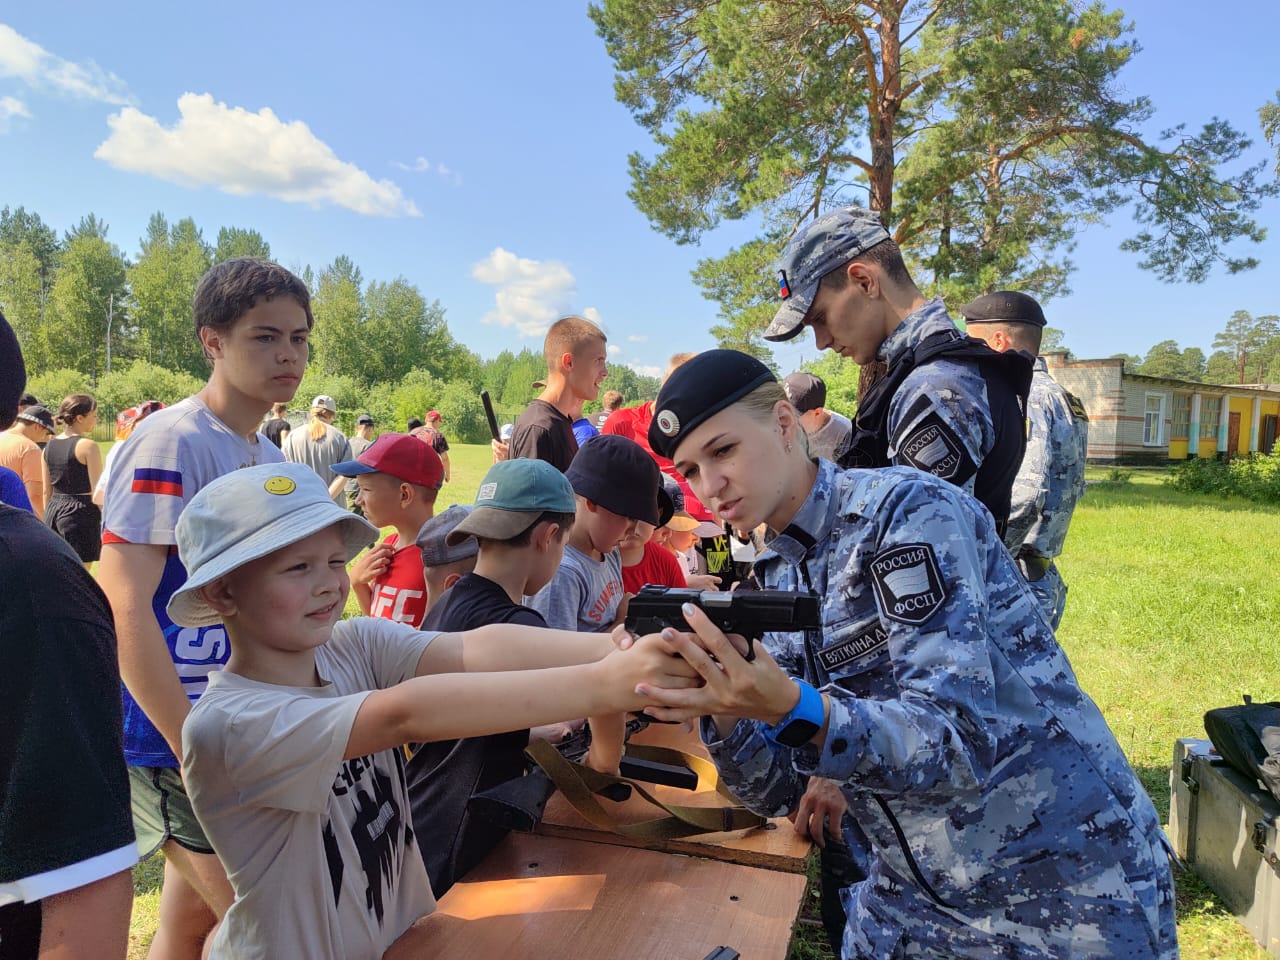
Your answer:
[43,494,102,562]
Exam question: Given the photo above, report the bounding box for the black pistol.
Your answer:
[625,586,820,662]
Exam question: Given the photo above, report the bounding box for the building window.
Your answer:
[1143,394,1165,446]
[1200,395,1222,440]
[1170,394,1191,440]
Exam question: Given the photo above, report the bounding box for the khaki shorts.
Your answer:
[129,766,215,859]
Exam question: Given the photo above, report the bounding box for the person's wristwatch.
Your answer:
[762,679,824,748]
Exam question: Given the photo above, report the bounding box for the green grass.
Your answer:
[129,455,1277,959]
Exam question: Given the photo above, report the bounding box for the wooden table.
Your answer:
[385,832,808,960]
[538,721,812,873]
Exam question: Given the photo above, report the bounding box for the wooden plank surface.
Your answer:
[537,720,812,872]
[385,832,807,960]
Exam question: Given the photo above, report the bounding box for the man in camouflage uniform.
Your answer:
[646,350,1177,959]
[765,206,1032,537]
[764,208,1034,945]
[963,292,1089,628]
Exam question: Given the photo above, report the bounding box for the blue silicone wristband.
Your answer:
[762,678,823,745]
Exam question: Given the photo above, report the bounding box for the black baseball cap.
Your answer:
[565,434,674,527]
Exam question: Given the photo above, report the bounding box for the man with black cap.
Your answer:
[782,371,853,463]
[962,291,1089,628]
[765,206,1032,537]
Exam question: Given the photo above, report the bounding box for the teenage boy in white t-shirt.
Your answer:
[171,462,698,960]
[97,257,312,958]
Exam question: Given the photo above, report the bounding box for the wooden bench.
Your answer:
[385,832,807,960]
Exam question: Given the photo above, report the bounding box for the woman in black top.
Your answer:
[42,394,104,564]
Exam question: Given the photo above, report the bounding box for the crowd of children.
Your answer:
[0,260,729,960]
[2,241,1175,960]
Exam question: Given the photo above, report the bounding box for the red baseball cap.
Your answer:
[331,432,443,489]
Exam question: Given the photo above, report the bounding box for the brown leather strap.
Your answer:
[526,739,766,839]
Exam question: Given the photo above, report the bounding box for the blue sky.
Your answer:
[1,2,1277,381]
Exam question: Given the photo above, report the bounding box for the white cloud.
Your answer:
[95,93,420,218]
[395,156,432,173]
[0,95,30,131]
[629,363,663,378]
[628,334,648,343]
[581,307,604,327]
[394,155,461,186]
[607,344,621,356]
[0,23,131,104]
[472,247,588,337]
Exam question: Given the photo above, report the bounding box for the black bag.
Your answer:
[1203,695,1280,804]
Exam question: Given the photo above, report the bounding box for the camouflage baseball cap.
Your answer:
[765,206,891,342]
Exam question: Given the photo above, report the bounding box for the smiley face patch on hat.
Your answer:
[869,543,947,626]
[263,475,297,496]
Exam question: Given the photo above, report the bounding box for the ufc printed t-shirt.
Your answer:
[368,533,428,628]
[182,618,435,960]
[102,396,285,768]
[525,543,624,632]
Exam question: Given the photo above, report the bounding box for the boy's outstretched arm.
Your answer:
[345,634,700,761]
[413,622,620,676]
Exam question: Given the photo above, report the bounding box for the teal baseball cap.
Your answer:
[765,206,891,342]
[447,458,577,543]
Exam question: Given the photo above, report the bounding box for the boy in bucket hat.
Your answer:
[174,462,699,960]
[408,458,579,896]
[525,434,673,633]
[333,433,442,627]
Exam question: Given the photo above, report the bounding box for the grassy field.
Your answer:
[126,450,1279,958]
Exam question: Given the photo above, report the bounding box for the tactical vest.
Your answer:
[839,331,1033,534]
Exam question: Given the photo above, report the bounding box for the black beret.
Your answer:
[649,350,776,460]
[960,291,1046,328]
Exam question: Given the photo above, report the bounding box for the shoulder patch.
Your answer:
[869,543,948,626]
[894,411,976,484]
[1066,391,1089,422]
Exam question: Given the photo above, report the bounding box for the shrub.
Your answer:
[97,360,203,411]
[1167,452,1280,505]
[25,369,93,408]
[1105,468,1133,483]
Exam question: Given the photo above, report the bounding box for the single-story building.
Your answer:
[1044,352,1280,463]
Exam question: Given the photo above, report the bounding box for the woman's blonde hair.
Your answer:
[307,408,330,442]
[736,381,810,457]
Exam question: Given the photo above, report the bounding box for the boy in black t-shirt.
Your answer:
[509,315,608,471]
[407,458,584,894]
